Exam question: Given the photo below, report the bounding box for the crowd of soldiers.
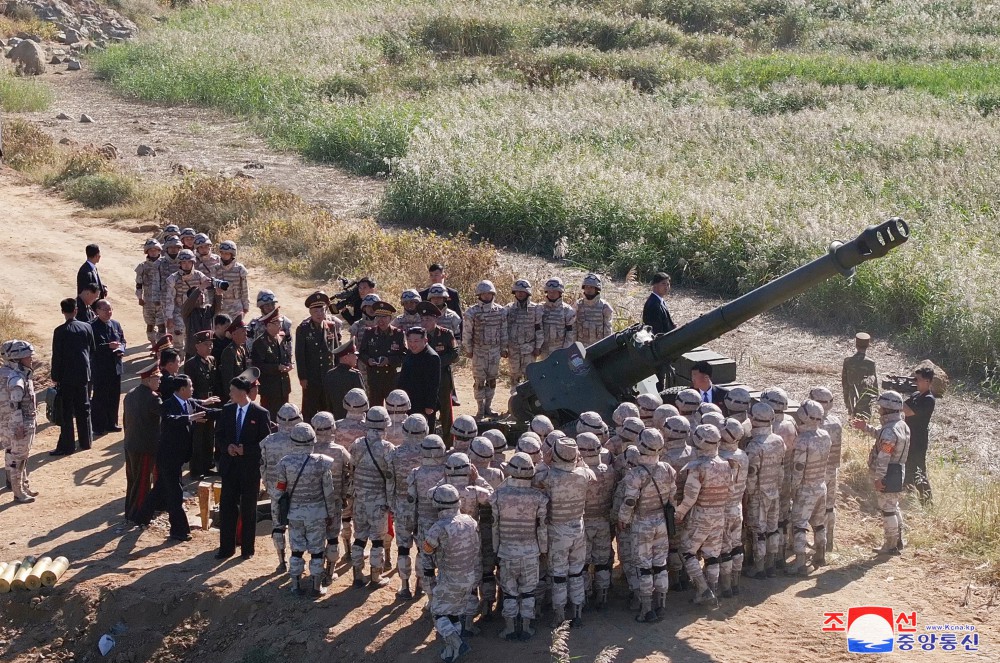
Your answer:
[247,376,910,662]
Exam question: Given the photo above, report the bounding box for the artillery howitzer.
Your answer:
[506,218,910,432]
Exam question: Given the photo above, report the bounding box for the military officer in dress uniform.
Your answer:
[358,302,404,407]
[252,308,293,419]
[296,291,341,421]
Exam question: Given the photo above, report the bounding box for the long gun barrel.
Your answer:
[513,218,909,426]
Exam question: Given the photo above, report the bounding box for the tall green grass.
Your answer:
[91,0,1000,384]
[0,74,53,112]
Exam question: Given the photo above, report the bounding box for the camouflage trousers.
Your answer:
[141,302,165,344]
[681,506,725,590]
[547,521,586,609]
[431,574,479,619]
[506,346,535,391]
[499,556,540,619]
[217,299,245,321]
[631,516,669,600]
[471,345,502,411]
[746,492,781,558]
[393,510,417,584]
[876,491,904,546]
[269,496,288,556]
[351,498,389,572]
[667,520,687,577]
[417,522,438,593]
[5,429,34,500]
[721,503,745,580]
[791,484,827,554]
[617,526,638,592]
[479,510,498,608]
[169,312,186,353]
[288,504,327,579]
[584,518,613,593]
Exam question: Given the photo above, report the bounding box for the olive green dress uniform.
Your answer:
[358,303,405,407]
[842,333,878,417]
[183,342,218,477]
[295,292,341,421]
[252,310,293,419]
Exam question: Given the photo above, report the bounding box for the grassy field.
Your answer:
[91,0,1000,383]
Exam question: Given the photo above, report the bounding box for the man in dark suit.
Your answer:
[642,272,677,390]
[397,326,441,431]
[77,244,108,300]
[90,299,127,435]
[691,360,726,407]
[51,297,97,456]
[214,372,271,559]
[76,284,100,323]
[322,340,364,419]
[139,374,217,541]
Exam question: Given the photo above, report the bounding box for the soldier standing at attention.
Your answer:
[135,239,165,345]
[358,302,405,407]
[504,279,542,392]
[1,341,38,503]
[538,278,576,359]
[183,331,219,478]
[252,308,293,419]
[842,332,878,417]
[463,280,507,418]
[219,316,249,395]
[295,291,341,421]
[574,273,613,347]
[248,290,293,363]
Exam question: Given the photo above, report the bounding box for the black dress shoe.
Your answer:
[110,426,123,432]
[48,450,72,457]
[215,550,236,560]
[241,553,255,560]
[78,445,92,451]
[169,533,193,542]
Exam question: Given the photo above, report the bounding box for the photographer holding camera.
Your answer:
[331,277,377,325]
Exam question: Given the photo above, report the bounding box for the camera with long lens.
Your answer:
[331,278,361,312]
[213,278,230,292]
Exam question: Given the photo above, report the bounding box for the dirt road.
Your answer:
[1,172,997,663]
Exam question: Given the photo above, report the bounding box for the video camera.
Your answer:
[882,374,916,393]
[331,277,361,313]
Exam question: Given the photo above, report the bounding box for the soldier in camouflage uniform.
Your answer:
[408,434,448,597]
[423,483,480,663]
[504,279,542,392]
[576,432,615,608]
[842,332,878,417]
[2,341,37,503]
[275,423,338,597]
[463,280,507,418]
[743,403,786,578]
[611,445,641,606]
[809,386,843,552]
[260,403,303,572]
[675,388,702,431]
[661,416,692,590]
[193,233,220,276]
[472,434,505,488]
[539,278,576,359]
[618,428,676,622]
[393,289,423,331]
[718,418,748,596]
[451,414,478,454]
[388,413,428,599]
[179,227,197,250]
[427,284,463,343]
[440,452,494,635]
[349,293,381,342]
[336,388,369,560]
[384,389,411,446]
[855,391,910,555]
[786,400,831,575]
[159,224,180,244]
[636,392,663,429]
[492,452,548,641]
[676,425,731,608]
[163,249,212,355]
[156,235,182,308]
[652,404,679,438]
[574,273,613,347]
[212,241,250,320]
[469,436,503,619]
[761,387,797,569]
[312,411,352,585]
[611,416,644,476]
[537,437,595,627]
[723,387,753,441]
[605,402,639,458]
[348,406,395,587]
[135,239,165,345]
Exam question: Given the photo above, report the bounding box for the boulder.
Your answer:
[137,144,156,157]
[56,112,72,120]
[67,58,81,71]
[80,113,94,123]
[8,40,47,76]
[50,55,62,65]
[912,360,949,397]
[61,28,83,45]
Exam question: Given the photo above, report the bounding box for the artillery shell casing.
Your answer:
[41,556,70,587]
[0,561,21,593]
[26,557,52,591]
[11,556,38,591]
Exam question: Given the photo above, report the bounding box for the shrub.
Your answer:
[417,14,519,57]
[0,117,55,171]
[158,176,300,235]
[46,148,115,186]
[0,73,53,112]
[63,173,139,208]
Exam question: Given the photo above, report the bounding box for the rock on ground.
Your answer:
[7,39,47,76]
